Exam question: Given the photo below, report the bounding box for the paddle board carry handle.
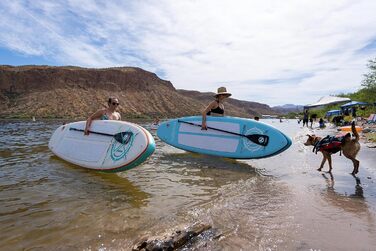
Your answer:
[69,128,133,144]
[178,120,269,146]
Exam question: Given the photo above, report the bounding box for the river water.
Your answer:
[1,119,376,250]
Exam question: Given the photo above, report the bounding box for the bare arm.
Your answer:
[201,101,216,130]
[84,109,106,135]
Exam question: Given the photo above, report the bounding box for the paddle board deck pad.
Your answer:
[49,120,155,172]
[157,116,292,159]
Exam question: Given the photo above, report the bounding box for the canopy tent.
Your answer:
[340,101,368,108]
[304,96,351,109]
[325,110,342,117]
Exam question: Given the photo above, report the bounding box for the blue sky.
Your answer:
[1,0,376,106]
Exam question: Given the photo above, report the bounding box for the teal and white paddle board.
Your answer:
[157,116,291,159]
[49,120,155,172]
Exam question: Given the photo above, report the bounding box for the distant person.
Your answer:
[254,116,260,121]
[202,87,231,130]
[309,116,313,128]
[152,117,160,125]
[311,113,318,121]
[280,118,283,123]
[319,118,326,128]
[302,109,309,127]
[332,115,343,126]
[84,97,121,135]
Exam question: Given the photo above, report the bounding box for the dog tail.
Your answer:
[351,121,359,142]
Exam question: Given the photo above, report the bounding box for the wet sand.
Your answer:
[0,120,375,250]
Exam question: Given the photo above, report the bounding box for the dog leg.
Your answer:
[318,153,327,171]
[343,152,360,175]
[350,158,360,175]
[326,154,333,173]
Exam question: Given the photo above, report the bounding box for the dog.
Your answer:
[304,121,361,175]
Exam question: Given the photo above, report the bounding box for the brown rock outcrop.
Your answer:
[0,65,278,119]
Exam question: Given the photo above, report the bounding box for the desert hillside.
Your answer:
[0,65,278,119]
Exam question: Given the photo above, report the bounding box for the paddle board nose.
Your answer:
[272,131,292,156]
[157,120,174,141]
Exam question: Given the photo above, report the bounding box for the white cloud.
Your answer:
[1,0,376,105]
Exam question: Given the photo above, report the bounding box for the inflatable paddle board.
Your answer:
[49,120,155,172]
[338,125,362,132]
[157,116,291,159]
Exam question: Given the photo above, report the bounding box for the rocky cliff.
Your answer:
[0,65,278,119]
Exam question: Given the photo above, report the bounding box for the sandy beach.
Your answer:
[0,119,376,250]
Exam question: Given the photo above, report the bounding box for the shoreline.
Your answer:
[2,118,376,143]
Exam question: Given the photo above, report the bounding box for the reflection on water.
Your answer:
[318,172,370,218]
[1,119,376,250]
[321,172,364,199]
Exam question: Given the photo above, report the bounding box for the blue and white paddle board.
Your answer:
[157,116,291,159]
[49,120,155,172]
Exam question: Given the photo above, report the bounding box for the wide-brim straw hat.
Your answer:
[214,87,232,97]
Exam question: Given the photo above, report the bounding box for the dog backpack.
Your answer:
[312,134,348,154]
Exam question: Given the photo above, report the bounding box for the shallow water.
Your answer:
[1,119,376,250]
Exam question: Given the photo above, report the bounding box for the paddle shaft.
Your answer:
[69,127,115,137]
[178,120,247,138]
